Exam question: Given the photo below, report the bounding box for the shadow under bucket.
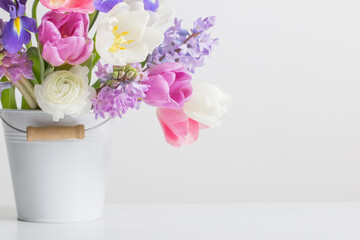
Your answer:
[0,110,115,223]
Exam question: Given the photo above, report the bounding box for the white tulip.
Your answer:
[184,83,232,127]
[154,0,176,28]
[96,2,164,66]
[34,66,96,121]
[124,0,175,28]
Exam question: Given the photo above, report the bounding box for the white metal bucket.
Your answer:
[0,110,115,223]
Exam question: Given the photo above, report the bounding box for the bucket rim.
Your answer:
[0,110,111,134]
[0,109,44,113]
[0,109,95,115]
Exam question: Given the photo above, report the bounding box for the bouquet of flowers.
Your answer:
[0,0,231,147]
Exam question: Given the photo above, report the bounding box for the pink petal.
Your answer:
[40,0,95,13]
[67,39,94,65]
[143,75,172,107]
[42,42,65,66]
[157,108,201,147]
[38,21,61,46]
[149,62,187,76]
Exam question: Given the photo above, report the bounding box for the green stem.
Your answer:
[5,74,38,109]
[26,41,32,49]
[89,10,99,31]
[37,46,45,83]
[21,77,37,102]
[32,0,45,83]
[32,0,40,25]
[18,82,37,109]
[14,81,37,110]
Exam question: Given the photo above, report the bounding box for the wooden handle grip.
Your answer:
[27,125,85,142]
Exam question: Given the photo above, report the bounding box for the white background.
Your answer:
[1,0,360,206]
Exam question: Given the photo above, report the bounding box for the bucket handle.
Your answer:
[27,125,85,142]
[0,112,111,141]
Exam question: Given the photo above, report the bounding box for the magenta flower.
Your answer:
[143,62,193,109]
[38,11,94,67]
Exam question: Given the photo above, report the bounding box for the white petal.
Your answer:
[153,4,175,28]
[184,83,232,127]
[142,27,164,54]
[107,2,130,18]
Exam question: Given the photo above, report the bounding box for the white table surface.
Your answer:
[0,203,360,240]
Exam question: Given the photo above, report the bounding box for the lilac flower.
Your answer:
[95,62,113,83]
[0,0,38,54]
[0,19,34,84]
[191,16,217,34]
[92,63,149,119]
[0,48,34,83]
[148,17,219,74]
[92,83,148,119]
[129,63,148,82]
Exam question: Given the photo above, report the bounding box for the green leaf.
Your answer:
[92,79,102,90]
[89,11,99,31]
[44,61,55,76]
[27,47,41,84]
[92,48,100,70]
[21,97,31,110]
[1,77,17,109]
[141,57,148,68]
[82,53,95,84]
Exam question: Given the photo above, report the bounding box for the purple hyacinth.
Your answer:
[191,16,217,34]
[148,17,219,74]
[92,83,148,119]
[0,50,34,83]
[95,62,113,83]
[92,63,149,119]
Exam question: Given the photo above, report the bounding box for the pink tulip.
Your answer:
[143,62,193,109]
[157,108,208,147]
[38,11,94,67]
[40,0,95,13]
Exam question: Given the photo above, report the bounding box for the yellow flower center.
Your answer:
[109,25,134,53]
[14,18,21,36]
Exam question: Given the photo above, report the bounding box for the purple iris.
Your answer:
[93,0,123,13]
[143,0,159,12]
[0,0,37,54]
[94,0,159,13]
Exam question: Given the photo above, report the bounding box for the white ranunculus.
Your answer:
[184,83,232,127]
[96,2,164,66]
[34,66,96,121]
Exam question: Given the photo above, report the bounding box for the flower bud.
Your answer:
[126,71,135,79]
[184,83,231,127]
